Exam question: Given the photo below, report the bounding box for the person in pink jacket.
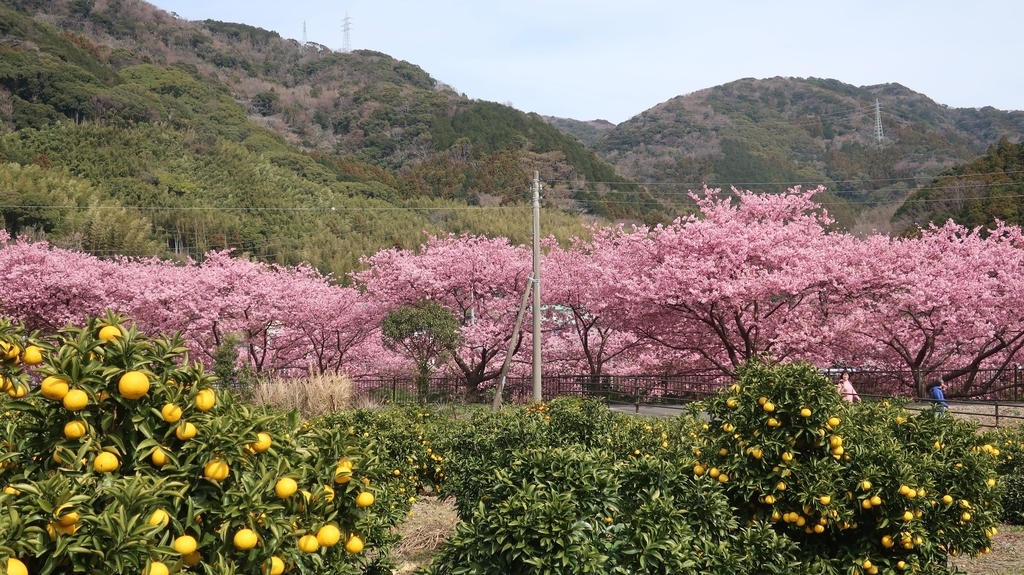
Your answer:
[836,371,860,402]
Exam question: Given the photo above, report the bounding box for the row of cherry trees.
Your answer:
[3,186,1024,397]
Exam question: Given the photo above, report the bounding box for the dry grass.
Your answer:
[252,372,355,418]
[391,497,459,574]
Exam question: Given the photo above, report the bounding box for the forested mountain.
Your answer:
[0,0,654,279]
[4,0,1023,268]
[892,137,1024,233]
[547,77,1024,230]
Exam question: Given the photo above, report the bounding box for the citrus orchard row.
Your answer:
[0,314,409,575]
[0,314,1012,574]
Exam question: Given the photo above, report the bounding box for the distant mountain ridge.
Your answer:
[0,0,659,278]
[544,77,1024,229]
[2,0,1022,253]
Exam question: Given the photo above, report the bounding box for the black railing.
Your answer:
[859,393,1024,429]
[347,370,1024,428]
[842,368,1023,402]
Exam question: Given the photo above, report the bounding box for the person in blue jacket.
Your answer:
[927,381,950,411]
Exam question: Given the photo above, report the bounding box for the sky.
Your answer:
[150,0,1024,125]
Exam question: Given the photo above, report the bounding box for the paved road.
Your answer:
[608,402,698,418]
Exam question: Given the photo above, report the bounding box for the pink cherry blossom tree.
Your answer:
[541,238,649,378]
[0,234,125,331]
[832,221,1024,397]
[593,186,847,376]
[356,234,532,398]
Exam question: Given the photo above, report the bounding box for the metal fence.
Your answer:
[349,370,1024,428]
[843,368,1023,402]
[350,373,733,407]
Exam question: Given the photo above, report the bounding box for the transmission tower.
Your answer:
[301,21,307,53]
[341,12,351,53]
[874,99,884,144]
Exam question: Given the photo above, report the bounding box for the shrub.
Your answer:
[979,424,1024,476]
[424,445,811,575]
[0,313,395,574]
[700,359,1002,573]
[1001,473,1024,525]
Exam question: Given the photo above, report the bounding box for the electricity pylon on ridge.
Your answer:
[342,12,351,53]
[874,99,884,145]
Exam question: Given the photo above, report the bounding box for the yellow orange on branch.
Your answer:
[118,371,150,400]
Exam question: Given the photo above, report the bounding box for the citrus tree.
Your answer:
[0,313,397,575]
[699,359,1003,574]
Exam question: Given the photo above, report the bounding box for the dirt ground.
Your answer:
[392,497,458,574]
[949,524,1024,575]
[904,401,1024,429]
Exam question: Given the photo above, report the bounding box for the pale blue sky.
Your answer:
[151,0,1024,124]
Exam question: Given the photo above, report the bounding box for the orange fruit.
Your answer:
[146,561,169,575]
[195,389,216,412]
[41,376,70,400]
[176,422,197,440]
[233,528,258,550]
[7,383,27,398]
[21,345,43,365]
[298,534,319,553]
[63,420,87,440]
[335,460,353,483]
[6,558,28,575]
[63,389,89,411]
[173,534,198,554]
[57,511,79,527]
[183,552,201,566]
[355,491,375,507]
[316,524,341,547]
[98,325,121,341]
[204,459,230,482]
[266,557,285,575]
[161,403,183,423]
[251,432,272,453]
[94,452,119,473]
[275,477,298,498]
[344,534,364,554]
[0,341,21,361]
[148,509,170,527]
[151,448,170,467]
[118,371,150,400]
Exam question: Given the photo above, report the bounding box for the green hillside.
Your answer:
[892,137,1024,233]
[0,0,650,276]
[549,77,1024,229]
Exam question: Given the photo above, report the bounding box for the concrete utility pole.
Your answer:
[532,171,542,402]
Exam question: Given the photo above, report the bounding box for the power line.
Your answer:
[546,170,1024,189]
[3,181,1023,214]
[0,204,533,212]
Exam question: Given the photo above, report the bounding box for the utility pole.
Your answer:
[874,99,884,145]
[532,171,542,403]
[341,12,352,53]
